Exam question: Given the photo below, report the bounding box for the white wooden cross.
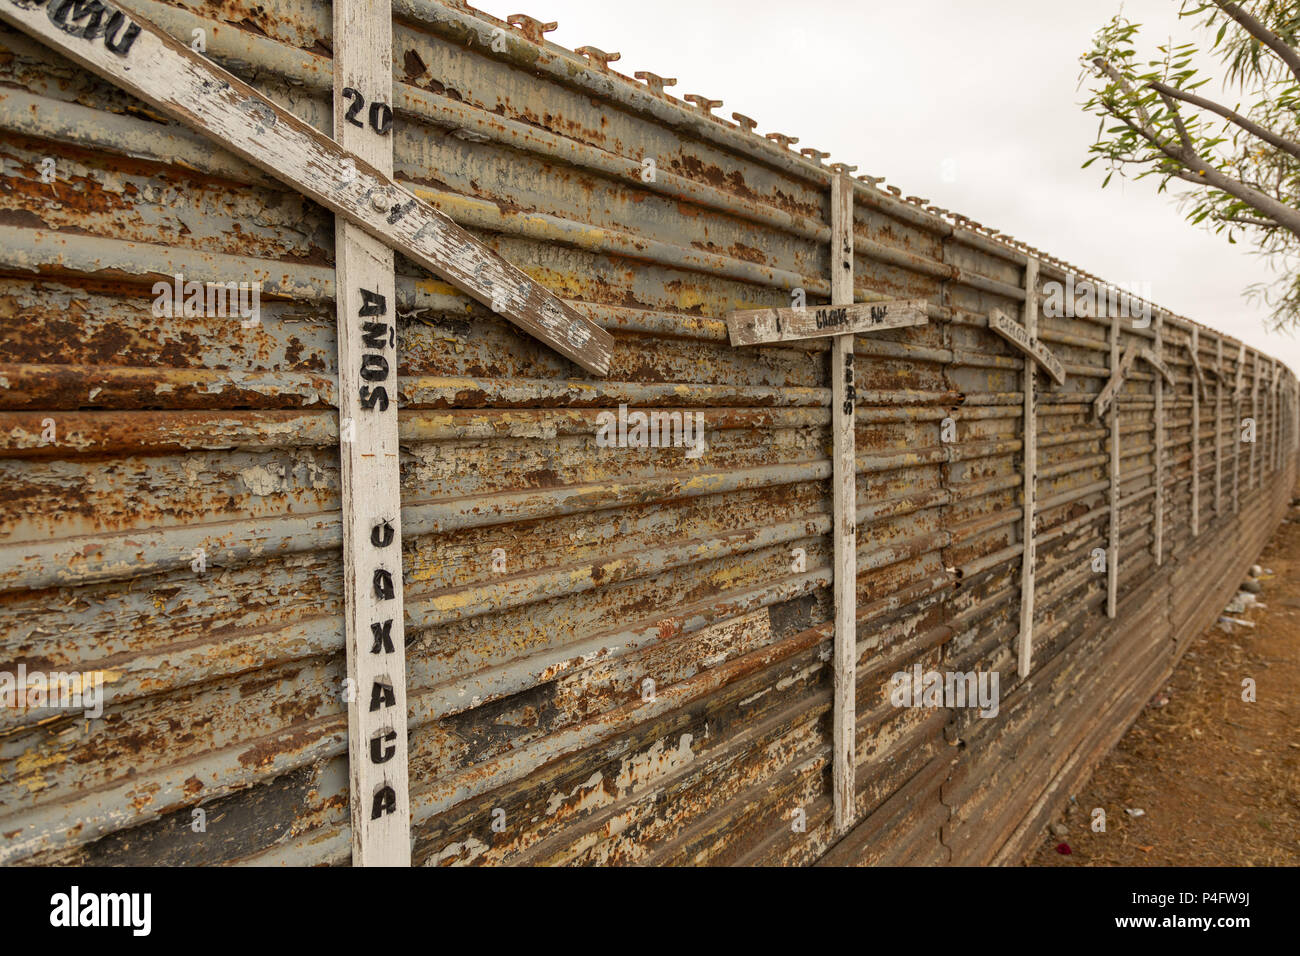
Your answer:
[988,265,1065,678]
[724,175,926,835]
[0,0,619,867]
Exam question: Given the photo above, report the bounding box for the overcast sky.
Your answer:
[486,0,1298,373]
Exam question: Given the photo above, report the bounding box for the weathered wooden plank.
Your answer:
[1095,343,1170,420]
[1191,326,1200,536]
[829,174,856,835]
[1138,345,1174,386]
[333,0,410,867]
[1152,315,1163,566]
[1107,317,1120,619]
[0,0,613,376]
[989,305,1065,386]
[1272,360,1282,473]
[725,299,927,347]
[1094,344,1137,420]
[1189,333,1208,401]
[1234,344,1243,514]
[1016,259,1039,678]
[1251,354,1261,490]
[1216,337,1224,516]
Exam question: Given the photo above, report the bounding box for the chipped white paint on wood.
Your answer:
[1138,345,1173,387]
[989,300,1065,387]
[1095,344,1170,420]
[1107,316,1120,619]
[829,174,856,835]
[1191,326,1199,537]
[1153,314,1163,566]
[1216,337,1224,516]
[1234,344,1244,514]
[1016,258,1039,678]
[724,299,928,347]
[333,0,410,867]
[1251,355,1261,490]
[1094,345,1136,420]
[0,0,613,375]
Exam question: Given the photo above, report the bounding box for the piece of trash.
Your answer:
[1149,693,1170,708]
[1051,822,1069,837]
[1219,616,1256,629]
[1250,564,1262,577]
[1125,808,1145,818]
[1225,594,1248,614]
[1055,842,1071,855]
[1139,845,1154,853]
[1241,579,1262,594]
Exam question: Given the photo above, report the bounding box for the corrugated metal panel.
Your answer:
[0,0,1295,866]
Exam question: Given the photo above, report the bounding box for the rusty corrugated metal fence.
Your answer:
[0,0,1296,865]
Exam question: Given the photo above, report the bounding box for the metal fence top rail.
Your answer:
[408,0,1286,370]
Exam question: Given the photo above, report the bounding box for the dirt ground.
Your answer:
[1026,505,1300,866]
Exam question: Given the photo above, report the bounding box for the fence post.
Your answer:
[1017,258,1039,677]
[1153,312,1164,565]
[1191,325,1200,537]
[333,0,412,866]
[1107,315,1120,618]
[1216,337,1224,517]
[829,174,856,835]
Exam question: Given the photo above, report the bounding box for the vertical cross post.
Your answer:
[1153,313,1164,566]
[1191,326,1200,537]
[1252,355,1261,489]
[1234,344,1243,515]
[1216,337,1224,517]
[1107,315,1120,618]
[1016,258,1039,678]
[333,0,411,866]
[829,174,857,835]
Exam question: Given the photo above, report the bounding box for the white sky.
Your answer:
[483,0,1300,372]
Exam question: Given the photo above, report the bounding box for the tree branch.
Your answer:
[1219,213,1281,228]
[1149,79,1300,160]
[1214,0,1300,86]
[1092,58,1300,239]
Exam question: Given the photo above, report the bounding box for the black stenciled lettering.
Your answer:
[342,87,365,127]
[369,680,396,712]
[371,519,395,548]
[360,353,389,382]
[361,321,392,350]
[370,729,397,764]
[369,619,395,654]
[359,385,389,411]
[371,785,397,820]
[373,568,395,601]
[358,288,387,316]
[369,101,393,134]
[102,10,138,54]
[386,199,416,224]
[48,0,102,38]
